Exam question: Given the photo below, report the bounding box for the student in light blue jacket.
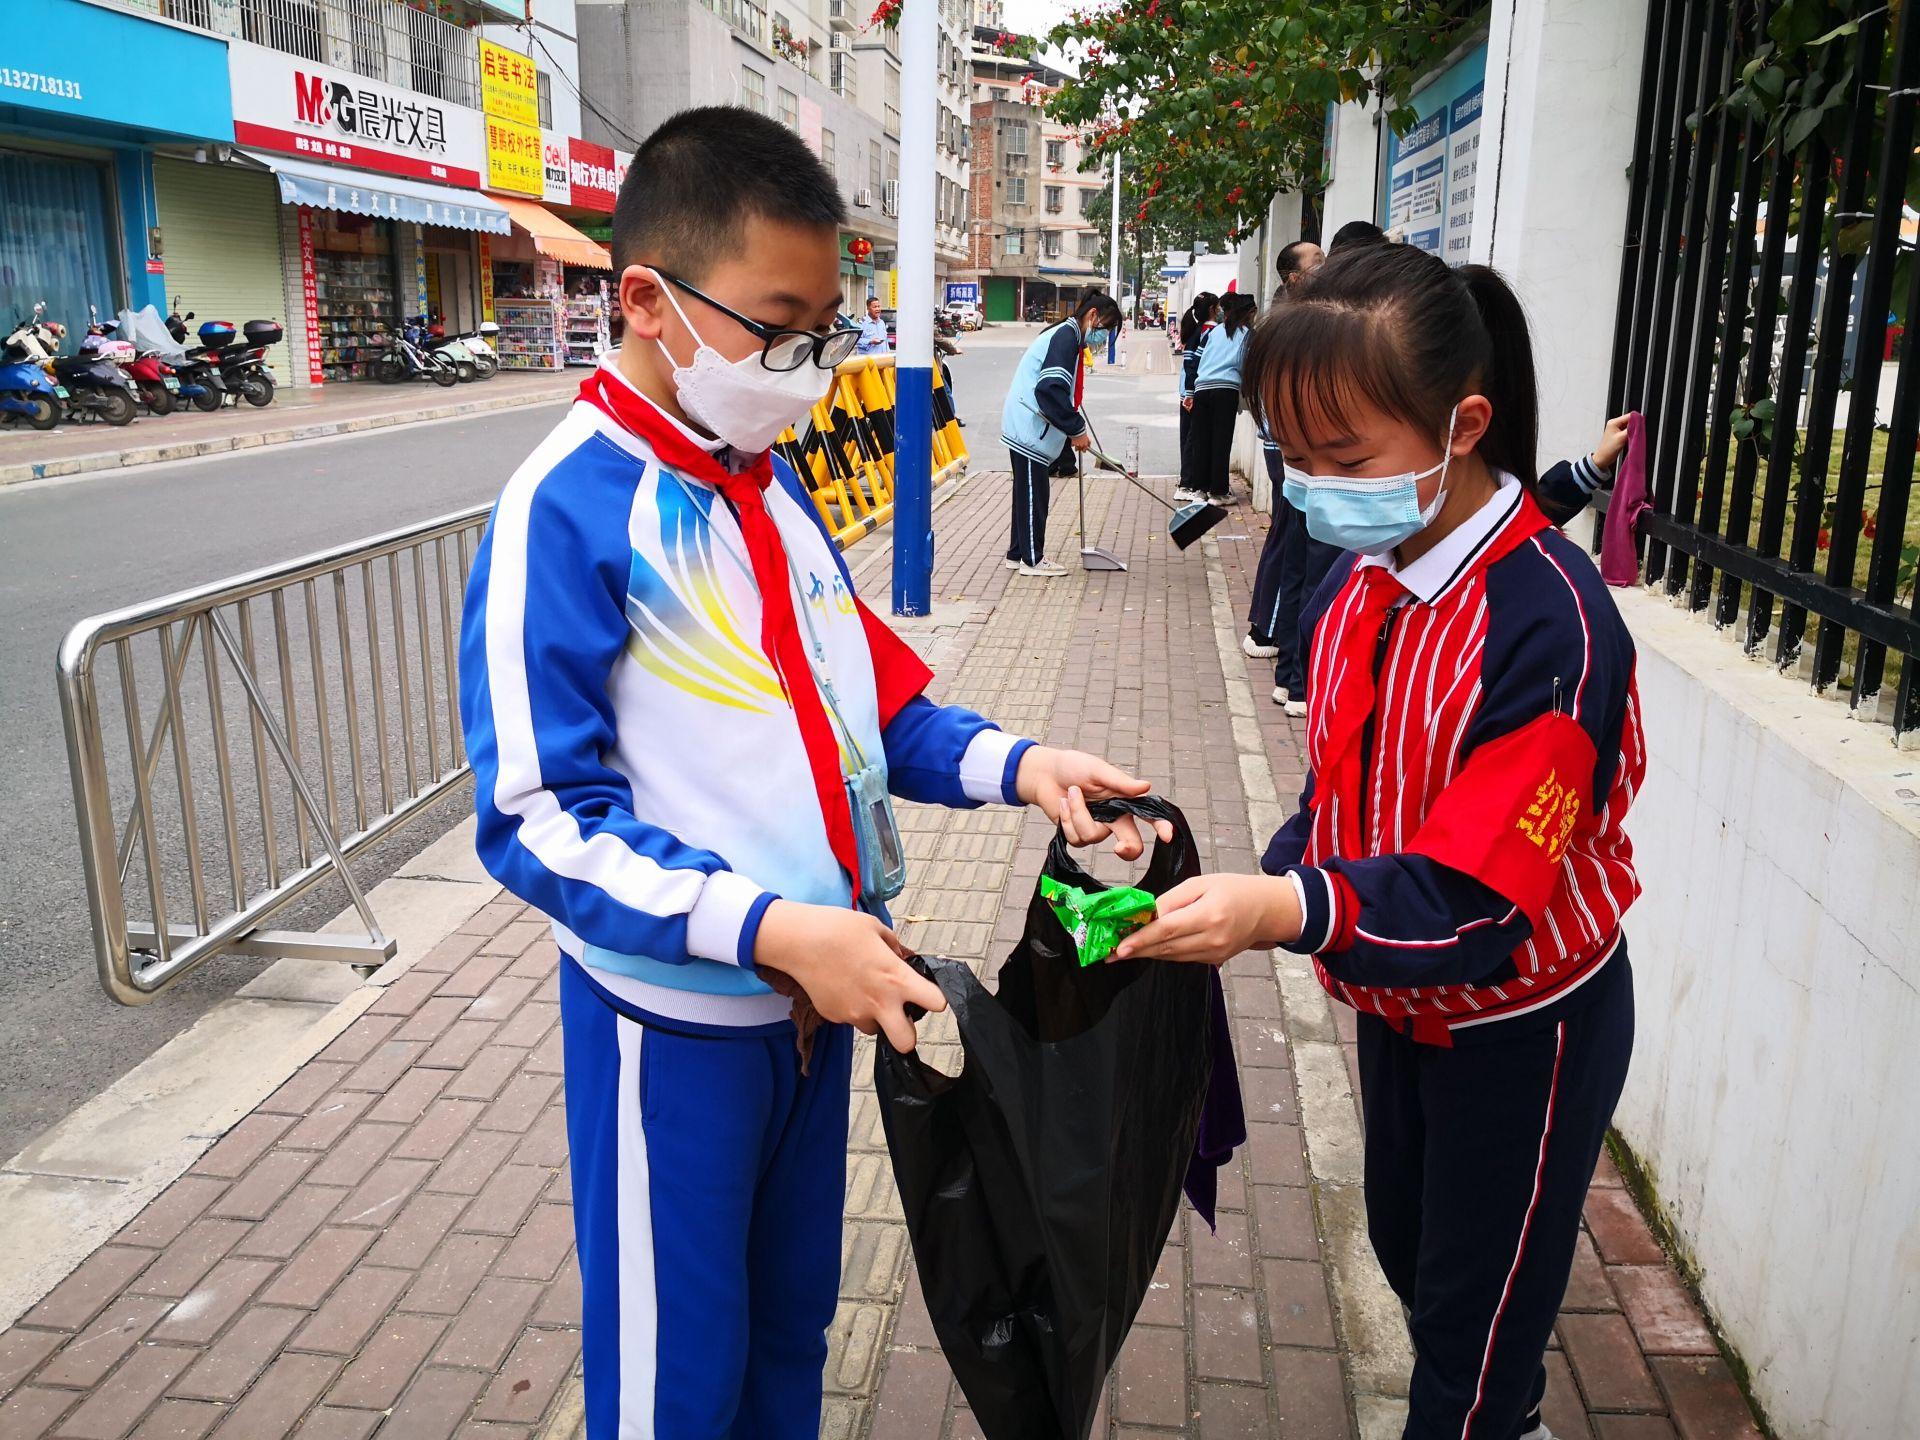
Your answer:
[999,287,1122,576]
[1186,291,1257,502]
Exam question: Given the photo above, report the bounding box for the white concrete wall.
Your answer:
[1612,590,1920,1439]
[1320,98,1381,237]
[1472,0,1646,472]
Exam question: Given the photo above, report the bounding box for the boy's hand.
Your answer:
[1070,432,1094,452]
[1181,396,1195,411]
[753,900,945,1054]
[1017,747,1174,860]
[1115,873,1303,965]
[1593,413,1633,471]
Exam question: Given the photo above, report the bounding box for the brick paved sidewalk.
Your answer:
[0,470,1765,1439]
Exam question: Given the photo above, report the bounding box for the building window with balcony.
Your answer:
[243,0,324,65]
[741,66,767,114]
[1046,139,1065,168]
[990,86,1008,103]
[1079,232,1101,259]
[1044,185,1063,214]
[1079,187,1099,217]
[778,87,798,128]
[1005,175,1026,206]
[1005,230,1023,256]
[1043,231,1061,259]
[830,52,856,98]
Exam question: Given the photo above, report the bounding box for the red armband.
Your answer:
[1406,713,1597,925]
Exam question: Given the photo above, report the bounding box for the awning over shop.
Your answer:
[496,198,614,270]
[248,152,511,234]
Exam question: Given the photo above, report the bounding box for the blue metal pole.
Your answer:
[891,0,936,617]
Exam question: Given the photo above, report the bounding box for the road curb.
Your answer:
[0,814,500,1330]
[0,383,574,488]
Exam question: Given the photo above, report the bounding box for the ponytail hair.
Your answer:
[1242,243,1541,489]
[1220,292,1258,338]
[1457,265,1539,487]
[1180,291,1218,350]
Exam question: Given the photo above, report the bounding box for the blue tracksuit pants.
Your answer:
[1357,949,1634,1440]
[560,958,852,1440]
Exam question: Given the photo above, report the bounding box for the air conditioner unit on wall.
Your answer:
[883,180,900,216]
[854,188,874,208]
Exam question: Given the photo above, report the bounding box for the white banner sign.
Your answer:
[228,39,486,189]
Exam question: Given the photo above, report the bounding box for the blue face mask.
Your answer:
[1086,327,1111,349]
[1281,405,1459,556]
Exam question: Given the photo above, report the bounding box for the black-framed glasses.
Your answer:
[656,269,861,372]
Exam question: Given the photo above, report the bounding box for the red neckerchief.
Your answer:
[1311,492,1554,857]
[578,369,865,900]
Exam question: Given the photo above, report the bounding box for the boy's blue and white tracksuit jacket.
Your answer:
[460,362,1031,1439]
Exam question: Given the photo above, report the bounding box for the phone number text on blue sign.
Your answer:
[2,68,82,100]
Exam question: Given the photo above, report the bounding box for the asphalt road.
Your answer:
[0,324,1185,1161]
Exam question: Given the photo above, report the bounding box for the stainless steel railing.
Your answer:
[58,504,491,1005]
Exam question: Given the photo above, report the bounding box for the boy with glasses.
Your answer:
[459,106,1160,1440]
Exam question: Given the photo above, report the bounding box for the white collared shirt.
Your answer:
[1356,471,1525,605]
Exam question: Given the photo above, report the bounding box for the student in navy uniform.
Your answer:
[1184,291,1258,504]
[1175,292,1219,501]
[1537,414,1631,526]
[1001,287,1123,577]
[1103,243,1643,1440]
[1246,240,1331,712]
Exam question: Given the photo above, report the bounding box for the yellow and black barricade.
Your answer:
[774,355,968,548]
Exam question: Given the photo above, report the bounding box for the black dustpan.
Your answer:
[1086,447,1228,550]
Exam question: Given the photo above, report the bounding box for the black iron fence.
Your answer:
[1607,0,1920,738]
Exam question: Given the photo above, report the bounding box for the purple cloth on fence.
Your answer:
[1600,411,1648,586]
[1182,967,1246,1231]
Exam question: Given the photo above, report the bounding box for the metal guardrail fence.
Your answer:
[59,506,490,1006]
[58,366,957,1005]
[1607,0,1920,737]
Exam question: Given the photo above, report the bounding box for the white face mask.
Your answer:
[651,270,830,454]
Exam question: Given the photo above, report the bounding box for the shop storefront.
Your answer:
[225,37,508,386]
[1,0,234,335]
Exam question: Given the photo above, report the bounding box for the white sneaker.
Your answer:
[1285,696,1307,718]
[1016,559,1069,577]
[1172,488,1203,504]
[1004,557,1021,570]
[1272,685,1289,706]
[1517,1421,1556,1440]
[1243,635,1279,659]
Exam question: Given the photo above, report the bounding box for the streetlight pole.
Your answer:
[891,0,936,616]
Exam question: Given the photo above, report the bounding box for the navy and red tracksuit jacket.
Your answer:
[1263,477,1644,1044]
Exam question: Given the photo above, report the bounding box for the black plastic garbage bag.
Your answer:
[875,796,1242,1440]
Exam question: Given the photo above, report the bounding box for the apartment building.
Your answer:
[963,31,1097,321]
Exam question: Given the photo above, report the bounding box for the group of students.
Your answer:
[460,101,1649,1440]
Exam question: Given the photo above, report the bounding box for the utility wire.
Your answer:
[521,27,646,150]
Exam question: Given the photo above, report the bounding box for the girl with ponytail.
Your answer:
[1100,243,1647,1440]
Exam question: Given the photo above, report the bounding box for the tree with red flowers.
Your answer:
[1035,2,1472,239]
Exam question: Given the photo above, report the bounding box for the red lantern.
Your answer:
[849,237,873,261]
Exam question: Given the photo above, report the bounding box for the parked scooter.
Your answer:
[1,303,64,430]
[36,313,138,426]
[427,315,498,380]
[90,307,177,415]
[116,304,210,411]
[373,317,458,387]
[422,316,480,383]
[164,306,229,411]
[458,320,500,378]
[203,318,283,407]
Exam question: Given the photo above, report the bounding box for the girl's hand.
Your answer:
[1181,396,1195,411]
[1115,873,1303,965]
[1592,413,1633,471]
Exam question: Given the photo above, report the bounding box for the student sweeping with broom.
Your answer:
[1002,287,1124,577]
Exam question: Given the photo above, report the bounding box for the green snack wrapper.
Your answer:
[1039,875,1158,966]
